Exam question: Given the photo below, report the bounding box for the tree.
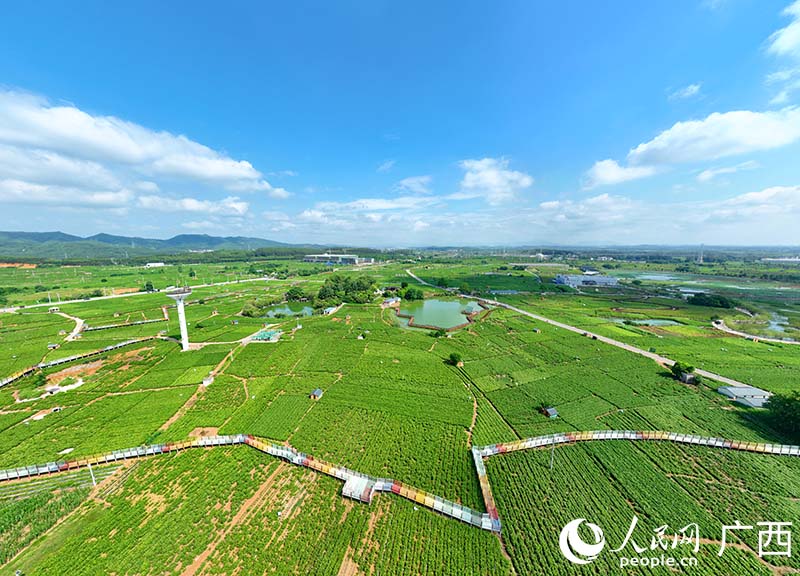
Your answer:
[670,362,694,378]
[687,293,736,309]
[459,283,471,294]
[401,281,409,289]
[403,287,424,300]
[142,280,155,292]
[448,352,462,366]
[34,371,47,387]
[189,268,196,278]
[765,391,800,440]
[285,286,306,301]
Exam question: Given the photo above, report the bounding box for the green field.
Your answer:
[1,255,798,575]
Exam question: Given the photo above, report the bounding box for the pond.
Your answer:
[608,318,680,327]
[264,302,313,318]
[397,299,482,330]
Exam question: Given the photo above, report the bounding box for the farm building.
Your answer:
[303,253,375,265]
[322,306,338,315]
[542,407,558,419]
[143,262,166,268]
[47,343,60,350]
[310,388,324,400]
[554,274,619,288]
[679,372,697,384]
[718,385,772,408]
[48,306,60,313]
[381,297,401,308]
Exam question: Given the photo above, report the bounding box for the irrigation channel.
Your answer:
[1,431,797,534]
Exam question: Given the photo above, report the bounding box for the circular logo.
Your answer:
[559,518,606,565]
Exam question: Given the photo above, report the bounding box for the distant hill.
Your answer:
[0,231,290,260]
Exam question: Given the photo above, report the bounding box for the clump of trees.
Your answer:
[315,275,375,307]
[670,361,698,382]
[403,287,424,300]
[687,293,736,309]
[285,286,307,301]
[765,392,800,441]
[447,352,462,366]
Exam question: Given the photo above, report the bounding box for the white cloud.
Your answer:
[395,175,432,195]
[456,158,533,204]
[582,159,659,189]
[586,107,800,187]
[377,159,396,173]
[669,83,702,100]
[137,195,249,216]
[696,160,759,182]
[628,108,800,165]
[768,1,800,59]
[182,220,221,230]
[0,89,289,211]
[0,179,133,207]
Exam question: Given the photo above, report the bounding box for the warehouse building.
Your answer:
[717,385,772,408]
[303,253,375,265]
[554,274,619,288]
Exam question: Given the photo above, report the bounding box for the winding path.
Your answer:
[405,269,753,388]
[712,319,799,345]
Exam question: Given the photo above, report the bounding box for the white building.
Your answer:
[303,254,374,265]
[717,385,772,408]
[144,262,166,268]
[554,274,619,288]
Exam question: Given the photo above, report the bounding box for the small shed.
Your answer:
[323,306,337,315]
[679,372,697,384]
[47,343,60,350]
[48,306,60,313]
[310,388,324,400]
[542,407,558,419]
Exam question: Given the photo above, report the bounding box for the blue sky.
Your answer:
[1,0,800,245]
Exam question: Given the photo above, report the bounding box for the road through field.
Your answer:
[405,269,750,388]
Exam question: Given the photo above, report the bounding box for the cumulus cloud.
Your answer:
[0,89,289,214]
[768,1,800,59]
[582,160,659,189]
[696,160,759,182]
[669,83,702,100]
[585,108,800,187]
[395,175,432,195]
[137,195,249,216]
[454,158,533,204]
[0,179,133,207]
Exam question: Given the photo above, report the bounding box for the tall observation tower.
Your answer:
[166,287,192,351]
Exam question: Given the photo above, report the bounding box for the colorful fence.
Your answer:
[474,430,800,458]
[0,337,157,389]
[0,434,498,533]
[2,430,796,535]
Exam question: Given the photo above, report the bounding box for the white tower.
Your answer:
[166,287,192,351]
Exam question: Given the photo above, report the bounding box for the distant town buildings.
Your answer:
[554,274,619,288]
[717,385,772,408]
[303,253,375,265]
